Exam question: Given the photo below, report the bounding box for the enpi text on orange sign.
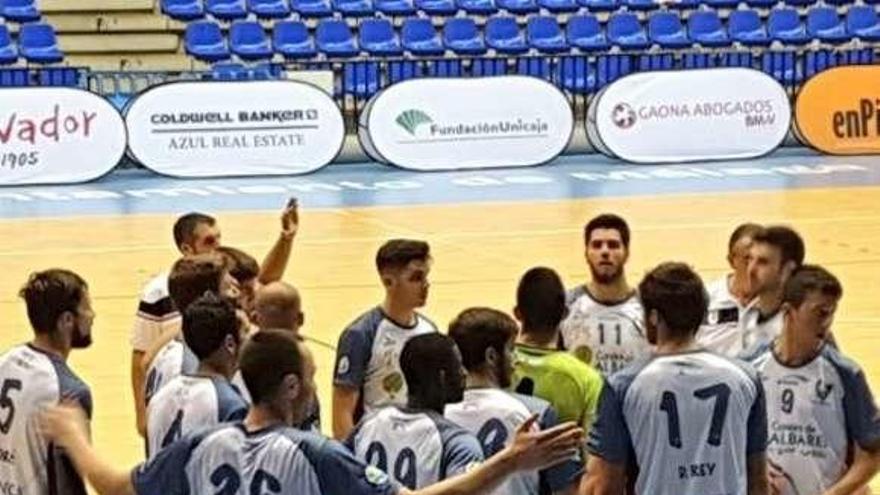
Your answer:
[795,66,880,155]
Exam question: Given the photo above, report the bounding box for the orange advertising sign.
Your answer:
[796,66,880,155]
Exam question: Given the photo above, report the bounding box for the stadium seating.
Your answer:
[401,18,444,56]
[567,15,608,51]
[527,17,568,54]
[807,7,852,44]
[316,19,359,57]
[0,27,19,65]
[768,8,811,45]
[729,10,771,46]
[359,19,403,56]
[273,21,316,58]
[648,12,690,49]
[688,11,730,47]
[485,17,528,55]
[847,6,880,42]
[206,0,248,20]
[3,0,40,23]
[607,12,650,49]
[249,0,293,18]
[229,21,272,60]
[185,21,230,62]
[161,0,205,21]
[20,23,64,64]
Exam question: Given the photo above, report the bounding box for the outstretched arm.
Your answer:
[259,202,298,285]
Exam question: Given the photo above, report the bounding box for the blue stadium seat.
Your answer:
[705,0,738,9]
[559,57,595,94]
[823,0,849,4]
[0,26,18,65]
[402,18,445,55]
[847,6,880,42]
[359,18,403,55]
[745,0,777,7]
[729,9,770,46]
[538,0,578,14]
[567,14,609,51]
[316,19,358,56]
[648,11,690,48]
[768,8,810,45]
[485,17,528,54]
[291,0,333,17]
[784,0,815,7]
[334,0,374,15]
[457,0,498,15]
[416,0,457,15]
[212,62,248,80]
[608,12,650,49]
[162,0,205,21]
[688,11,731,46]
[527,16,568,53]
[344,62,380,97]
[577,0,619,10]
[807,6,851,44]
[623,0,657,11]
[248,0,291,18]
[185,21,229,62]
[206,0,248,19]
[20,23,64,64]
[376,0,417,15]
[273,21,316,58]
[230,21,273,60]
[2,0,40,23]
[443,18,486,55]
[498,0,538,14]
[666,0,699,10]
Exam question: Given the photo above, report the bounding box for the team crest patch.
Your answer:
[383,372,404,395]
[337,356,350,376]
[573,345,593,365]
[365,465,390,485]
[815,380,833,402]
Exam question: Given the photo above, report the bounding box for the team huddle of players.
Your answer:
[0,205,878,495]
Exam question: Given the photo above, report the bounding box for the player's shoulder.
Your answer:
[139,272,171,303]
[608,354,656,396]
[343,306,387,335]
[424,409,478,442]
[705,276,732,299]
[818,344,865,382]
[546,350,603,380]
[565,285,588,306]
[509,392,553,417]
[738,340,773,365]
[415,312,439,332]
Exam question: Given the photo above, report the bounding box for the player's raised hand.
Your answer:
[281,198,299,239]
[509,414,584,472]
[40,401,89,450]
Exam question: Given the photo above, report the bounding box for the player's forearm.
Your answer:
[331,386,359,440]
[130,352,146,438]
[258,233,294,285]
[64,433,135,495]
[746,454,769,495]
[332,409,355,441]
[408,446,519,495]
[822,449,880,495]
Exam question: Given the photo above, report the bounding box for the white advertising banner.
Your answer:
[588,68,790,164]
[359,76,573,171]
[126,81,345,178]
[0,88,126,186]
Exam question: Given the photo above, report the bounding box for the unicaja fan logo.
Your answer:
[395,109,433,136]
[611,103,637,130]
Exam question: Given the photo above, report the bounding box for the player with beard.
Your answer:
[347,333,484,490]
[697,223,763,356]
[560,214,649,375]
[333,240,438,440]
[446,307,583,495]
[742,265,880,495]
[584,262,769,495]
[0,269,95,495]
[742,226,805,350]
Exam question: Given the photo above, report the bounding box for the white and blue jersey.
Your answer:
[347,406,484,489]
[560,287,650,375]
[144,338,198,406]
[740,302,784,351]
[0,344,92,495]
[743,342,880,495]
[146,375,248,460]
[697,276,750,357]
[588,350,768,495]
[333,307,437,419]
[445,388,583,495]
[131,272,180,352]
[133,423,400,495]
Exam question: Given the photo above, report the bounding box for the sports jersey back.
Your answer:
[513,344,603,430]
[131,272,180,352]
[445,389,582,495]
[589,351,767,495]
[0,344,91,495]
[349,406,483,489]
[144,338,198,405]
[334,308,437,418]
[745,343,880,495]
[134,423,399,495]
[146,375,247,459]
[560,287,650,374]
[697,276,749,357]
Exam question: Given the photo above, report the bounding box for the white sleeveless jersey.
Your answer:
[744,342,880,495]
[589,351,768,495]
[134,423,399,495]
[334,307,437,419]
[445,389,582,495]
[146,375,248,460]
[560,287,650,375]
[348,406,483,489]
[144,338,198,406]
[696,276,750,357]
[0,344,91,495]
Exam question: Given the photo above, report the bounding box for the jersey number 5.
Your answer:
[659,383,731,448]
[0,379,22,434]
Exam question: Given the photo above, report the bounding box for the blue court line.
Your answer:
[0,148,878,219]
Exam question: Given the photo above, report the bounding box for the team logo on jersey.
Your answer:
[383,372,404,396]
[337,356,350,376]
[815,380,833,403]
[573,345,593,365]
[365,465,390,486]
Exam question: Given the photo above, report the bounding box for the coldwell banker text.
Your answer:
[150,109,319,151]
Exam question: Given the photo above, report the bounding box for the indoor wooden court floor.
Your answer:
[0,185,877,489]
